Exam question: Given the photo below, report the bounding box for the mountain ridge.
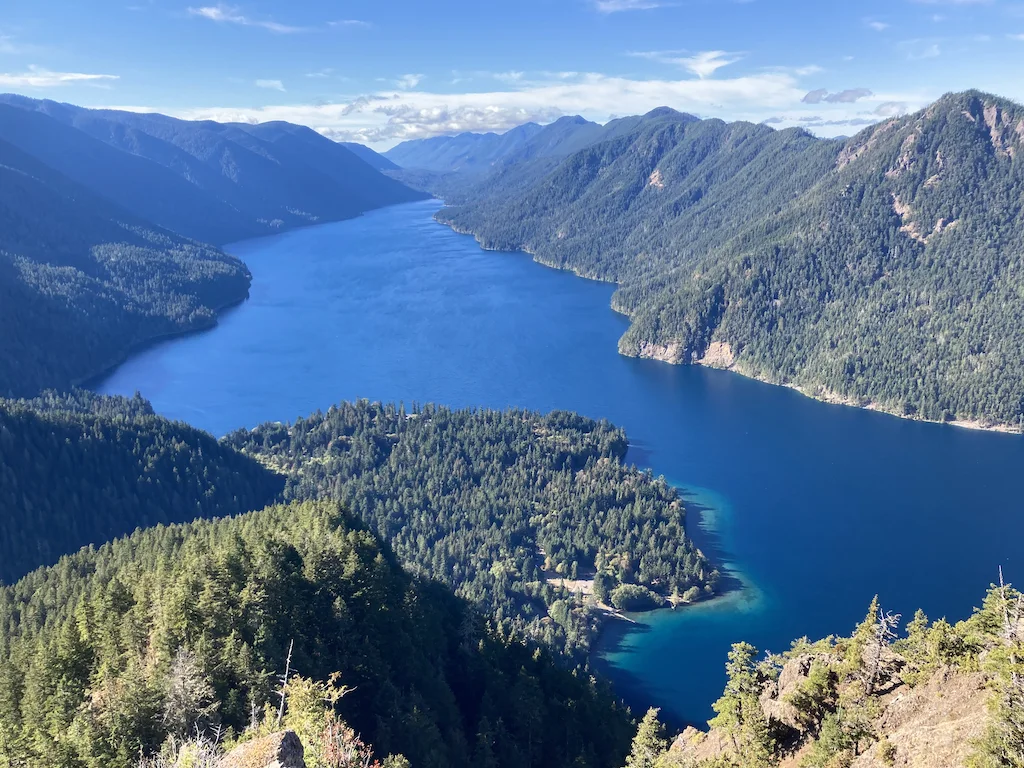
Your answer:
[0,94,431,398]
[0,133,253,397]
[432,90,1024,429]
[0,94,428,245]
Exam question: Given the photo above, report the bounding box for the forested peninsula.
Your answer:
[226,402,718,655]
[0,394,717,656]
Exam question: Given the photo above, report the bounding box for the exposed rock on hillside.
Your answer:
[220,732,304,768]
[646,584,1022,768]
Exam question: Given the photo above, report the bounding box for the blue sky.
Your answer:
[2,0,1023,147]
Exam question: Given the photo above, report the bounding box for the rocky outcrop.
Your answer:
[759,655,815,733]
[669,726,735,764]
[695,341,735,369]
[668,657,993,768]
[849,669,989,768]
[220,731,304,768]
[636,341,685,364]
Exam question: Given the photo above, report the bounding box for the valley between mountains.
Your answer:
[0,89,1021,768]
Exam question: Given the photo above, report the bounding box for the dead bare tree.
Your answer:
[865,605,901,695]
[997,568,1022,673]
[275,639,295,729]
[995,567,1024,759]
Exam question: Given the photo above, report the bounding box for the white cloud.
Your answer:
[874,101,909,116]
[592,0,665,12]
[109,70,847,147]
[395,73,423,89]
[804,88,873,104]
[866,20,889,31]
[187,5,303,33]
[1009,33,1024,40]
[256,78,285,91]
[0,66,119,88]
[899,38,942,59]
[630,50,743,79]
[328,19,372,28]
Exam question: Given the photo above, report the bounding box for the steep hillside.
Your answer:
[440,108,835,281]
[0,95,427,245]
[226,402,716,656]
[0,136,251,397]
[0,391,283,583]
[495,115,608,168]
[0,501,634,768]
[340,140,400,171]
[440,91,1024,428]
[631,583,1023,768]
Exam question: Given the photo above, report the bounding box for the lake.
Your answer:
[98,199,1024,726]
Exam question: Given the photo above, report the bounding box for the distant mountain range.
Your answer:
[396,92,1024,429]
[0,95,425,245]
[0,94,426,397]
[385,111,682,177]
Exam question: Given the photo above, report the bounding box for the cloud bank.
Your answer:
[0,66,119,88]
[107,69,929,148]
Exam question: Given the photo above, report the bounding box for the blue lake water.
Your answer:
[98,200,1024,726]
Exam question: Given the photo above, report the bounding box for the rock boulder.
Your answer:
[219,731,304,768]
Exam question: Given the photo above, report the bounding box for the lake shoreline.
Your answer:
[692,361,1024,436]
[588,491,738,677]
[97,201,1024,726]
[79,292,249,395]
[437,212,1022,437]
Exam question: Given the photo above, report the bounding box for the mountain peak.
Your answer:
[912,89,1024,128]
[642,106,697,122]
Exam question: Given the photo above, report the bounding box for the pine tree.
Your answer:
[625,709,667,768]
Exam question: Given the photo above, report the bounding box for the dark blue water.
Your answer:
[98,200,1024,726]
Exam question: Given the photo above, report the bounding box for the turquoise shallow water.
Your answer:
[97,200,1024,726]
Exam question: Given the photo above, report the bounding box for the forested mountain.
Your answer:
[495,115,610,167]
[226,402,717,655]
[438,91,1024,428]
[385,115,615,176]
[0,137,252,397]
[340,141,400,171]
[386,114,621,204]
[384,121,545,172]
[0,501,634,768]
[0,95,427,245]
[0,391,282,584]
[633,582,1023,768]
